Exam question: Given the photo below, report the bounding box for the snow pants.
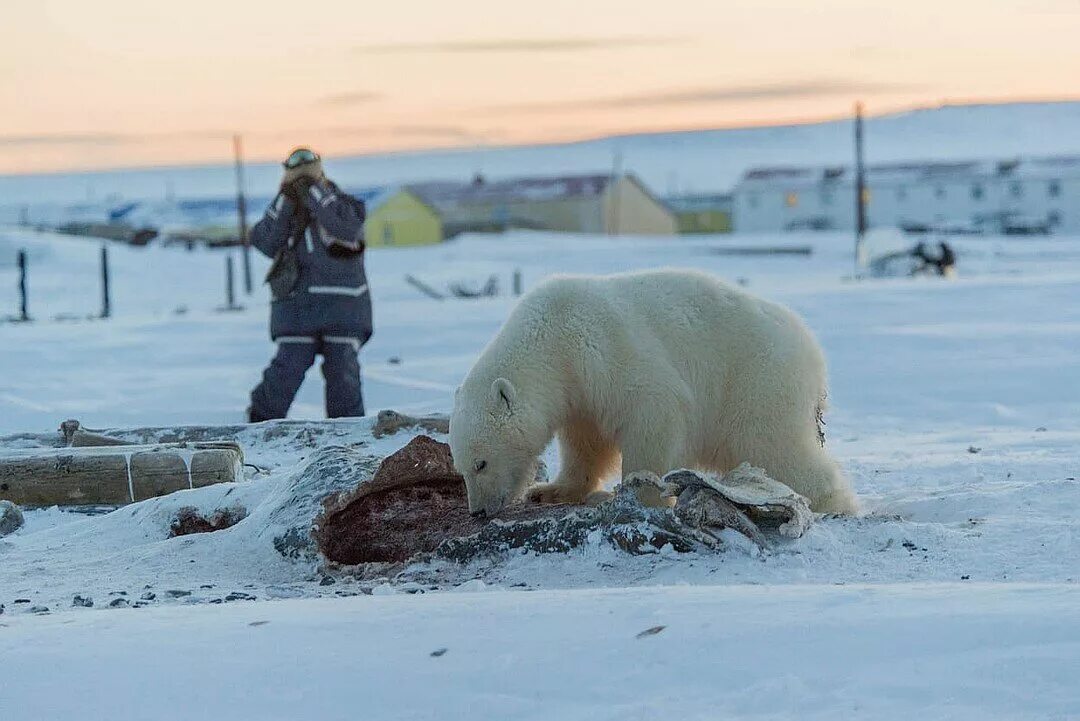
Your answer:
[249,335,364,420]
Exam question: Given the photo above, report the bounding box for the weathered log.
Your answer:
[371,410,450,438]
[0,442,244,508]
[60,419,132,447]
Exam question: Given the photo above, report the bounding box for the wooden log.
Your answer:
[371,410,449,438]
[0,442,244,508]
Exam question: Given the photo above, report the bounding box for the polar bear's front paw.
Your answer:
[526,482,586,506]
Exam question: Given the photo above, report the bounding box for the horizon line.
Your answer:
[4,94,1079,180]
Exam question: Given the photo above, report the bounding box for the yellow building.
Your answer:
[408,173,677,237]
[664,193,734,234]
[362,188,443,248]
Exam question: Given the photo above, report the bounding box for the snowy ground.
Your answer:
[2,227,1079,719]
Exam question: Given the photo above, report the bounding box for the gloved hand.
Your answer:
[279,178,301,207]
[291,176,316,202]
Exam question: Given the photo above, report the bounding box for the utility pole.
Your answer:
[234,134,252,295]
[854,102,868,271]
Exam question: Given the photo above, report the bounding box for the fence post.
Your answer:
[17,249,28,321]
[226,255,236,309]
[513,269,523,296]
[100,245,111,319]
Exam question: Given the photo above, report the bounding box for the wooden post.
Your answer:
[100,244,111,319]
[17,249,28,322]
[234,134,252,295]
[226,255,237,309]
[0,441,244,507]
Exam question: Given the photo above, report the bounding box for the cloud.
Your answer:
[487,79,925,113]
[356,36,684,54]
[0,129,234,147]
[310,124,498,143]
[318,91,384,107]
[0,133,132,146]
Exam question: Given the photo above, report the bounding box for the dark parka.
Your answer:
[251,180,372,344]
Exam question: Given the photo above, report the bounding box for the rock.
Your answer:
[29,606,49,614]
[266,447,383,561]
[169,506,247,537]
[72,595,94,608]
[165,589,192,598]
[0,500,24,537]
[109,598,130,608]
[140,592,156,601]
[224,592,256,602]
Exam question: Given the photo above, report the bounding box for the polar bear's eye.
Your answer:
[474,460,487,473]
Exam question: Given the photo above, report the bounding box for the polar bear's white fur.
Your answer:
[448,269,858,517]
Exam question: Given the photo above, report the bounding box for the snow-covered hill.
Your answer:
[3,101,1080,213]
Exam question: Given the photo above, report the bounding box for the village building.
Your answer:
[400,173,676,239]
[664,193,734,234]
[360,187,443,248]
[733,156,1080,235]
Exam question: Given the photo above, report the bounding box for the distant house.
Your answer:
[360,187,442,247]
[406,173,677,238]
[733,156,1080,235]
[664,193,733,234]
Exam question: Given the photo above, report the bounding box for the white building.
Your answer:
[733,156,1080,235]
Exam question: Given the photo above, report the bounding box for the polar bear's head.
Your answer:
[449,377,539,518]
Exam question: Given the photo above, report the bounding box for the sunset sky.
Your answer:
[3,0,1078,174]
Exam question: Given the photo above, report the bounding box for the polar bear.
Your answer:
[448,269,858,518]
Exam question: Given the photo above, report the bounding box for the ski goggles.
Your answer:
[283,148,320,169]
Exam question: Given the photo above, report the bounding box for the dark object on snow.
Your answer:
[169,506,247,537]
[0,499,24,536]
[72,595,94,608]
[55,221,158,246]
[449,275,499,299]
[405,274,446,300]
[248,162,371,421]
[372,410,450,438]
[313,436,812,567]
[636,626,666,639]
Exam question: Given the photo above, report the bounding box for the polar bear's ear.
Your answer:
[491,378,516,412]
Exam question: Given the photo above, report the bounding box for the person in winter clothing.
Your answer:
[247,147,372,422]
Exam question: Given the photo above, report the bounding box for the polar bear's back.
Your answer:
[518,269,827,417]
[529,268,813,356]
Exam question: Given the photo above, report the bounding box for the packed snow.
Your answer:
[1,225,1079,719]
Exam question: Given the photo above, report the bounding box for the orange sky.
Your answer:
[3,0,1079,174]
